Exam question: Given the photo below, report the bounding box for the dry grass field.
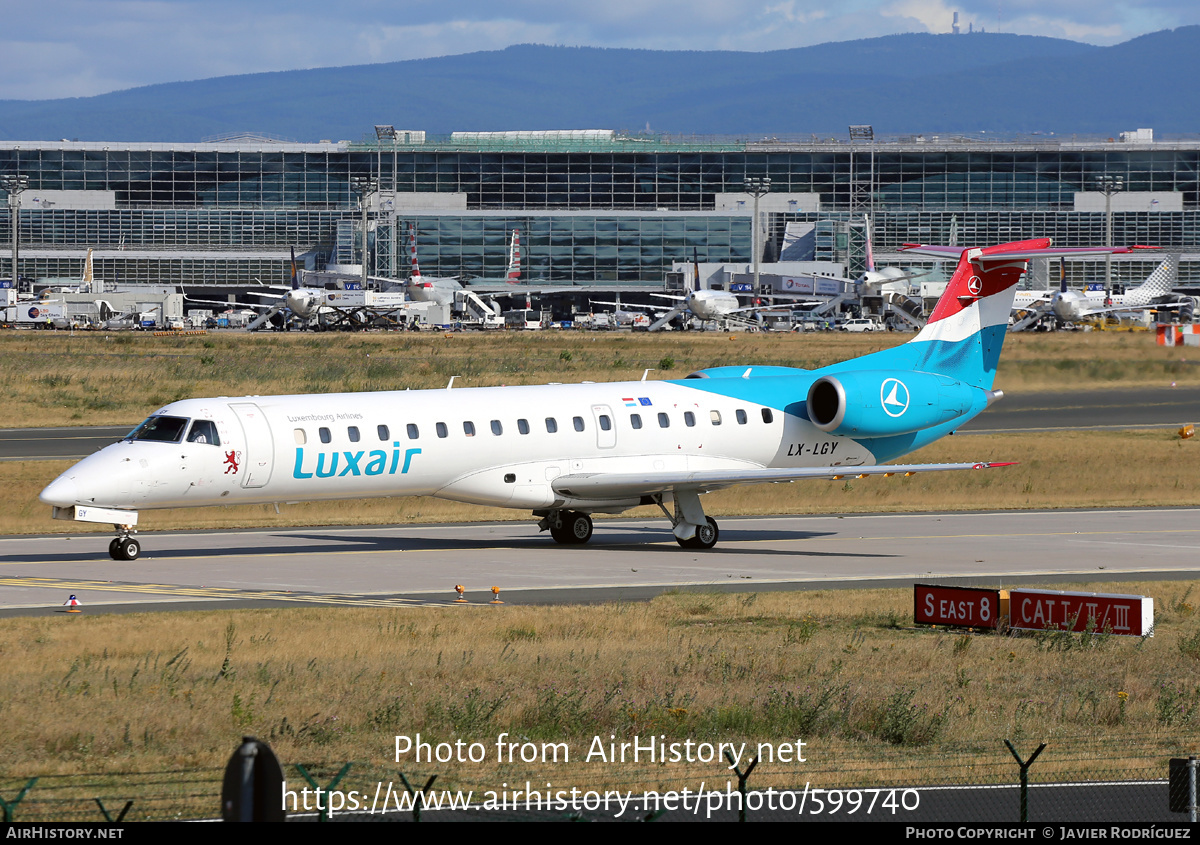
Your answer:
[2,583,1199,815]
[1,328,1197,428]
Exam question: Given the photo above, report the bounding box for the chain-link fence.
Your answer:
[4,735,1197,822]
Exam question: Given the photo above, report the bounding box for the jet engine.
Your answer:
[806,370,983,438]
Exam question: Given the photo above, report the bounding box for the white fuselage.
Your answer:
[1051,289,1157,322]
[407,276,462,306]
[40,379,874,515]
[685,290,743,320]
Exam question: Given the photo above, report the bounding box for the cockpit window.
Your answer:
[126,415,189,443]
[186,419,220,446]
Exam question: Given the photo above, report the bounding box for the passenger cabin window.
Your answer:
[630,413,642,429]
[463,421,476,437]
[127,415,189,443]
[710,410,722,426]
[294,428,307,445]
[761,408,774,424]
[187,419,220,445]
[545,418,558,433]
[407,423,419,440]
[684,412,696,427]
[491,420,503,436]
[436,422,448,439]
[377,425,389,441]
[599,415,612,431]
[736,410,748,425]
[518,419,530,435]
[573,416,585,432]
[319,427,332,444]
[658,412,670,428]
[348,426,360,442]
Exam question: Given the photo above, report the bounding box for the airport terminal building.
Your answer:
[2,129,1198,290]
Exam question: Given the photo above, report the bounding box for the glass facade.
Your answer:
[1,139,1199,286]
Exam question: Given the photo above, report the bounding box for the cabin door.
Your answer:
[228,402,275,488]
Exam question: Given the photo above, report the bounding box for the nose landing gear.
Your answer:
[109,529,141,561]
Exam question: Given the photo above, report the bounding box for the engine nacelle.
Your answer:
[806,370,983,437]
[1170,295,1196,323]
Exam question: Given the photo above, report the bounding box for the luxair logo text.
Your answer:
[293,443,421,479]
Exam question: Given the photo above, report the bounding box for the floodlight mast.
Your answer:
[848,125,875,277]
[743,176,771,306]
[1095,175,1125,296]
[2,174,29,290]
[349,175,378,290]
[374,125,400,277]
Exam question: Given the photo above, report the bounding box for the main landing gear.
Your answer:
[108,529,141,561]
[676,516,719,550]
[538,490,722,549]
[544,510,594,545]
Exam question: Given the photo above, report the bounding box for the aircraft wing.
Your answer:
[551,461,1015,500]
[901,245,1144,261]
[481,287,579,298]
[591,300,670,312]
[1079,300,1183,317]
[185,296,281,311]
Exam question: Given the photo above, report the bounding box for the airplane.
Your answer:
[185,249,327,329]
[1049,253,1191,323]
[614,250,791,330]
[40,238,1135,561]
[405,223,467,307]
[1006,252,1191,329]
[189,249,410,330]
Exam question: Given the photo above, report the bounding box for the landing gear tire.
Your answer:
[676,517,719,550]
[549,511,593,545]
[110,537,141,561]
[567,512,593,544]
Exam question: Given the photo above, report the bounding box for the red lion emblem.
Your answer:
[223,450,240,474]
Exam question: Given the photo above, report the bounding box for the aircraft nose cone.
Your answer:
[40,475,81,507]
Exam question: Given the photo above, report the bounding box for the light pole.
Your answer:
[848,125,874,277]
[2,174,29,290]
[1095,175,1124,297]
[743,176,771,305]
[349,175,378,290]
[375,126,399,278]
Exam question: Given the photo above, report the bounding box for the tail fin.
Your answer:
[506,229,521,281]
[82,248,95,291]
[905,239,1050,389]
[1125,253,1178,305]
[290,247,299,290]
[863,214,875,273]
[409,223,421,279]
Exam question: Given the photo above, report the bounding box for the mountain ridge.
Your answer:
[0,29,1191,142]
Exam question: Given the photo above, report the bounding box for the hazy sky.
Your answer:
[1,0,1194,100]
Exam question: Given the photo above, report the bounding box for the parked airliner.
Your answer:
[40,239,1132,561]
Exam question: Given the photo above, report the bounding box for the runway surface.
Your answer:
[2,508,1197,615]
[2,386,1198,461]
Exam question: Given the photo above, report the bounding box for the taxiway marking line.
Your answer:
[0,577,459,607]
[3,527,1199,568]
